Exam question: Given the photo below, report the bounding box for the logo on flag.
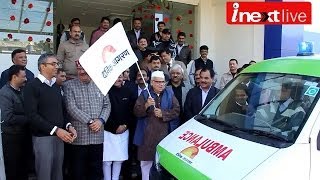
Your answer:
[79,22,138,95]
[102,45,116,63]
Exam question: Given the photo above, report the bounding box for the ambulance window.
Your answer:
[201,73,320,145]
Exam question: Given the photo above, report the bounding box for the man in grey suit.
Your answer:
[167,64,192,123]
[160,49,189,82]
[64,61,111,180]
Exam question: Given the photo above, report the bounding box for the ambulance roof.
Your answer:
[242,56,320,78]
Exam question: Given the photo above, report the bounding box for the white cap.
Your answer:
[151,70,165,79]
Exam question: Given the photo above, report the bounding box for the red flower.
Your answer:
[137,6,142,11]
[176,29,181,34]
[24,18,29,24]
[189,33,193,38]
[11,0,16,5]
[144,15,148,19]
[189,45,193,49]
[164,17,169,23]
[7,34,13,39]
[188,10,193,14]
[10,15,15,21]
[46,21,51,26]
[189,20,193,24]
[28,36,33,42]
[46,8,50,12]
[176,16,182,21]
[156,5,161,11]
[28,3,33,9]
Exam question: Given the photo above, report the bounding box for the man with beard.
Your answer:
[148,55,169,82]
[184,68,219,120]
[0,65,29,180]
[57,25,89,80]
[127,18,145,50]
[89,17,110,46]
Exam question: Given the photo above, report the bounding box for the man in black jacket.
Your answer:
[103,73,136,180]
[0,65,29,180]
[184,68,219,120]
[127,18,145,50]
[24,53,77,180]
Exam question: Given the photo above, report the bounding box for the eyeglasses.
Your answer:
[43,62,60,67]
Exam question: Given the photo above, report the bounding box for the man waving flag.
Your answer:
[79,22,138,95]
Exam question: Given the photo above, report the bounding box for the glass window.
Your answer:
[197,73,320,147]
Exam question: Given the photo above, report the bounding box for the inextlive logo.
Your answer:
[226,2,312,24]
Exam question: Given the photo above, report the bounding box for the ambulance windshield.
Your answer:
[201,73,320,143]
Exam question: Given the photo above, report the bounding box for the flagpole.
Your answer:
[135,62,152,98]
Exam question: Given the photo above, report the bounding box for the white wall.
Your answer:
[194,0,265,82]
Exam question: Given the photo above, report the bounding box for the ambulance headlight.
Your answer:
[297,41,314,56]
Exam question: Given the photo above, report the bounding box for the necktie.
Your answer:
[167,63,171,71]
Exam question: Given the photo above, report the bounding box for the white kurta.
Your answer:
[103,130,129,162]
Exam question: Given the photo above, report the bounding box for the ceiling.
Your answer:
[55,0,146,27]
[0,0,53,34]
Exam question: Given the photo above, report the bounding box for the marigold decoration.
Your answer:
[188,10,193,14]
[7,34,13,39]
[28,3,33,9]
[164,17,169,23]
[156,5,161,11]
[189,20,193,24]
[28,36,33,42]
[176,16,182,21]
[189,33,193,38]
[11,0,16,5]
[46,21,52,26]
[10,15,15,21]
[46,8,50,12]
[24,18,29,24]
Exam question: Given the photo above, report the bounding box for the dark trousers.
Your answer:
[2,133,29,180]
[70,144,103,180]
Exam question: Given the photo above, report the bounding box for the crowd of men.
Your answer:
[0,16,255,180]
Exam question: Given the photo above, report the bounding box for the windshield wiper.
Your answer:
[223,126,291,142]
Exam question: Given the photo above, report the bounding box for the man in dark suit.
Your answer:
[0,49,34,88]
[174,32,192,66]
[184,68,219,120]
[127,18,145,50]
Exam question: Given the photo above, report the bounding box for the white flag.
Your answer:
[79,22,138,95]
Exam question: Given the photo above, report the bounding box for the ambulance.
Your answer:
[155,55,320,179]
